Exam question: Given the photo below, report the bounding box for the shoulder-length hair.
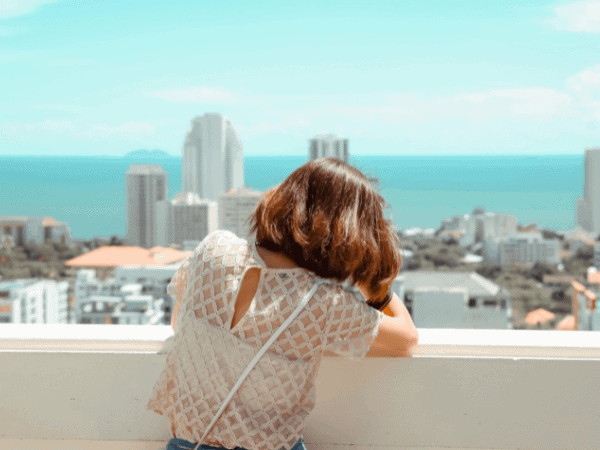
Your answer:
[249,157,402,305]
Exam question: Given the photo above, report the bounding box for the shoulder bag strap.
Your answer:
[193,279,324,450]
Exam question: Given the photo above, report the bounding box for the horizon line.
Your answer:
[0,153,589,158]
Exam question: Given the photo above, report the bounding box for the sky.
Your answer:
[1,0,600,156]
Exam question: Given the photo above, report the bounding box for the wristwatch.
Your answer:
[369,290,393,311]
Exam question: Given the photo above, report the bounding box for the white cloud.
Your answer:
[0,0,58,19]
[548,1,600,33]
[566,64,600,93]
[148,87,239,103]
[448,88,574,119]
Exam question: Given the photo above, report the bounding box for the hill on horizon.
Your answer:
[124,149,178,159]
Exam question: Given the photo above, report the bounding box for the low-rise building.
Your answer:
[483,232,560,267]
[441,208,518,248]
[74,262,185,325]
[594,242,600,268]
[395,271,511,329]
[78,295,165,325]
[0,216,74,246]
[0,279,69,324]
[571,281,600,331]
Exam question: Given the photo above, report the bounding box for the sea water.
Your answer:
[0,154,583,240]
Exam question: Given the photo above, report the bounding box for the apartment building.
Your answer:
[182,113,244,203]
[0,216,74,247]
[219,187,263,239]
[308,134,349,162]
[0,279,69,324]
[483,232,560,267]
[155,192,218,247]
[441,208,518,248]
[396,271,512,329]
[126,164,168,248]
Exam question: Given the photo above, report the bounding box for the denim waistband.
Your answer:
[166,436,305,450]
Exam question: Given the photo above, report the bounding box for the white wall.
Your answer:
[1,326,600,450]
[412,287,510,329]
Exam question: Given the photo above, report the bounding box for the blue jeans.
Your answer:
[166,436,307,450]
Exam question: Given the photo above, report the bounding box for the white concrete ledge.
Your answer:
[2,325,600,449]
[2,324,600,358]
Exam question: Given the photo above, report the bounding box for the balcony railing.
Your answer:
[1,325,600,450]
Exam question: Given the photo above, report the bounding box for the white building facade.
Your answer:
[396,271,512,329]
[155,192,218,247]
[309,134,349,162]
[441,208,518,247]
[74,264,183,325]
[0,216,74,247]
[0,279,69,324]
[182,113,244,203]
[219,187,263,239]
[483,232,560,267]
[126,164,168,249]
[576,147,600,235]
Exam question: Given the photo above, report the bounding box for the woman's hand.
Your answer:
[367,292,419,357]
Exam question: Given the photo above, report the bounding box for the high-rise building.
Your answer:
[219,187,263,239]
[126,164,168,248]
[182,113,244,202]
[576,147,600,235]
[155,192,218,247]
[309,134,349,162]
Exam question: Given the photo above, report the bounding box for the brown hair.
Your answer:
[249,157,402,305]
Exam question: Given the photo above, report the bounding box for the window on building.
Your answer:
[468,298,477,308]
[483,299,498,307]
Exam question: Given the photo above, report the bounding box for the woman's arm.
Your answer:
[366,292,419,356]
[171,298,182,332]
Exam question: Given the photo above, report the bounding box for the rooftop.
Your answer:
[65,246,191,268]
[0,216,63,227]
[398,271,501,297]
[126,164,166,175]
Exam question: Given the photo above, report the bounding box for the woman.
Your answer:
[147,157,419,450]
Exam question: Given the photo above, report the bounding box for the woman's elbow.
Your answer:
[396,329,419,357]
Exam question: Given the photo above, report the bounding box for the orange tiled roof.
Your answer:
[65,246,192,267]
[42,217,61,227]
[517,226,541,233]
[556,315,575,331]
[525,308,555,325]
[588,272,600,284]
[0,216,62,227]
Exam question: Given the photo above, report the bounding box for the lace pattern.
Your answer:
[147,230,383,450]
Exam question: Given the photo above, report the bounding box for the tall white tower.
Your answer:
[576,147,600,235]
[182,113,244,202]
[126,164,168,248]
[309,134,349,162]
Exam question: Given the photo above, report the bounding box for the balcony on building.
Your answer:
[2,324,600,450]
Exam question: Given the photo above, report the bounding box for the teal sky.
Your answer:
[1,0,600,156]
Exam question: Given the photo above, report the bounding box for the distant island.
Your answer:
[124,149,178,159]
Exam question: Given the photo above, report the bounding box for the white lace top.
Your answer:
[147,230,383,450]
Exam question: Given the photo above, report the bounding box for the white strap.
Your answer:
[193,279,323,450]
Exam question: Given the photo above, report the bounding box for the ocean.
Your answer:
[0,154,584,240]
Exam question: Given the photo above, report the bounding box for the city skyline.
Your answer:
[1,1,600,157]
